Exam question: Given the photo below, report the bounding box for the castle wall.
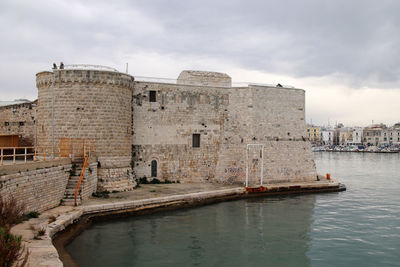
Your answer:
[0,102,36,146]
[214,86,316,185]
[36,69,135,191]
[132,82,228,182]
[132,81,317,185]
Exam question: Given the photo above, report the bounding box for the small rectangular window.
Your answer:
[149,91,156,102]
[4,122,9,126]
[19,122,25,126]
[192,134,200,148]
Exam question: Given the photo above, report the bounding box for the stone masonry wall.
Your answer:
[97,156,134,192]
[80,161,98,201]
[132,81,228,183]
[0,102,36,146]
[0,161,71,212]
[132,80,317,185]
[214,85,316,185]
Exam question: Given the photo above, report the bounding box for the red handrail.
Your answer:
[73,141,93,206]
[74,154,89,206]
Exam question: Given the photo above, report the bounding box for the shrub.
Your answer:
[149,178,161,184]
[24,212,40,220]
[0,196,25,227]
[138,177,148,184]
[48,215,57,224]
[33,226,46,240]
[0,196,29,267]
[92,191,110,198]
[0,226,24,266]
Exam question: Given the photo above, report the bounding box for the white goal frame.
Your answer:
[246,144,264,187]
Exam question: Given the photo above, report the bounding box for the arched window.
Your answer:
[151,160,157,177]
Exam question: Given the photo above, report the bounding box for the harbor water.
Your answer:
[66,152,400,266]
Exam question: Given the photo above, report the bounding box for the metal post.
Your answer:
[52,72,55,159]
[260,145,264,186]
[13,148,16,163]
[246,145,249,187]
[1,148,3,166]
[246,144,264,187]
[24,147,27,163]
[33,103,37,159]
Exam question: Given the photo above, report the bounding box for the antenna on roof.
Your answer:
[126,63,128,74]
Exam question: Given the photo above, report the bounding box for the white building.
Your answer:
[388,123,400,145]
[320,127,335,146]
[349,127,363,146]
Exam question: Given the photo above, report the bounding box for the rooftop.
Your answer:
[0,99,32,107]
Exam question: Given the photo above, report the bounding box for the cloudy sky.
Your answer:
[1,0,399,126]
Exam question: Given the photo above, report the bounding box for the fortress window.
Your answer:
[4,122,9,126]
[19,122,25,126]
[149,91,156,102]
[192,134,200,148]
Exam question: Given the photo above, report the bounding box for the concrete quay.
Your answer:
[11,180,345,267]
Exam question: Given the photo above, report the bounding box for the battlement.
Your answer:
[36,69,134,88]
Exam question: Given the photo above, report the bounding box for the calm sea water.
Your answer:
[66,152,400,267]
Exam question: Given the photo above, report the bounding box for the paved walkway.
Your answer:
[85,183,239,205]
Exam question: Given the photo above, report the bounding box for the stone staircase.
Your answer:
[62,163,84,206]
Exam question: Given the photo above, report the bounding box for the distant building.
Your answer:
[307,124,321,145]
[351,127,363,145]
[388,123,400,145]
[0,99,36,147]
[363,124,387,146]
[338,127,354,146]
[320,127,334,146]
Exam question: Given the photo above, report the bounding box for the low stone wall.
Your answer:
[81,161,98,201]
[97,156,135,192]
[0,159,72,212]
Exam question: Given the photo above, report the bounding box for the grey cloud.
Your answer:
[0,0,399,100]
[130,0,400,87]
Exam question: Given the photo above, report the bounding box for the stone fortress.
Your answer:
[34,64,317,192]
[0,64,318,209]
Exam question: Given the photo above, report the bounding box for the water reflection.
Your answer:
[67,152,400,266]
[67,195,316,267]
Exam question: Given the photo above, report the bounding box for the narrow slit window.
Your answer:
[149,91,156,102]
[151,160,157,177]
[192,134,200,148]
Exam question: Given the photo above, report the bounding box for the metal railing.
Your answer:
[0,146,58,166]
[0,139,95,166]
[74,141,94,206]
[134,75,295,88]
[63,64,119,72]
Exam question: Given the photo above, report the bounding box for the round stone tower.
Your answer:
[36,65,134,191]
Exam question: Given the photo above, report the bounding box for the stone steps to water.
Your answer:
[63,162,85,206]
[62,198,81,206]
